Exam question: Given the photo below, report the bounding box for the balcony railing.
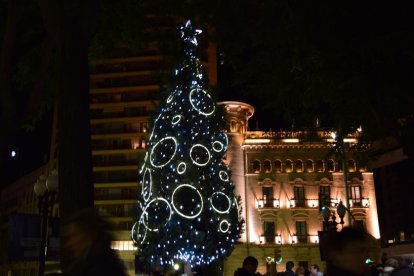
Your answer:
[349,197,370,208]
[289,198,319,208]
[259,234,283,245]
[257,198,281,209]
[290,234,319,244]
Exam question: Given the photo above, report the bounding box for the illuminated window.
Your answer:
[264,160,271,173]
[316,160,324,172]
[274,160,282,173]
[231,120,237,132]
[294,186,305,207]
[264,221,275,243]
[327,159,335,172]
[306,159,314,173]
[285,160,293,173]
[348,160,356,172]
[296,221,307,243]
[349,186,362,206]
[295,159,303,173]
[262,186,274,207]
[319,186,330,207]
[253,160,261,173]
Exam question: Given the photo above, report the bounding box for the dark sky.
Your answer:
[1,111,52,187]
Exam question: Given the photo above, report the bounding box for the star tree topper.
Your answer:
[179,20,203,46]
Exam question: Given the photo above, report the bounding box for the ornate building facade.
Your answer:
[220,101,380,275]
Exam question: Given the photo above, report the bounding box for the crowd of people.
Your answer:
[234,228,414,276]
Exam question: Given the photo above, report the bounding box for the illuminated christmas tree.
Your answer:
[132,20,243,268]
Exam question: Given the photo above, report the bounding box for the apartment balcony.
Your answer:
[290,234,319,244]
[259,234,283,245]
[256,198,281,209]
[289,198,319,209]
[349,197,370,208]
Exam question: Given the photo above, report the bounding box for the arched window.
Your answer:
[306,159,314,173]
[263,160,271,173]
[285,160,293,173]
[253,160,261,173]
[348,160,356,172]
[316,160,324,172]
[230,121,237,132]
[274,160,282,173]
[295,159,303,173]
[327,159,335,172]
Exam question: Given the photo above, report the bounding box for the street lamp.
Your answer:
[321,201,347,231]
[319,201,351,261]
[33,169,58,276]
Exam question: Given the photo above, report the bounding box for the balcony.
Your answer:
[290,234,319,244]
[289,198,319,209]
[349,197,370,208]
[259,234,283,245]
[256,198,280,209]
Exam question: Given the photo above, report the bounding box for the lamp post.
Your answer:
[33,169,58,276]
[318,201,351,261]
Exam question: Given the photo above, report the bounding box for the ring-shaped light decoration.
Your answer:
[141,168,152,202]
[149,114,162,141]
[172,184,203,219]
[219,170,229,182]
[177,162,187,174]
[219,220,230,233]
[150,136,178,168]
[142,197,172,232]
[190,144,211,166]
[167,94,174,103]
[212,141,224,152]
[189,88,215,116]
[131,217,148,244]
[210,192,231,214]
[172,115,182,125]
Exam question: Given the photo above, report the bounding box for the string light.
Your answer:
[134,19,242,268]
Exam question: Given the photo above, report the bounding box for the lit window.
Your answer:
[253,160,261,173]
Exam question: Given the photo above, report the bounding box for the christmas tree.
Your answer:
[132,20,243,268]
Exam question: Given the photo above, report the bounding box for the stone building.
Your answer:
[220,101,380,275]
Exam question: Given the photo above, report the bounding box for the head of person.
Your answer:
[295,266,305,275]
[310,264,320,274]
[62,208,114,258]
[242,256,259,274]
[286,261,294,271]
[325,227,380,275]
[384,258,399,268]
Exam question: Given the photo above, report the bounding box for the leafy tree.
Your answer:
[211,1,414,147]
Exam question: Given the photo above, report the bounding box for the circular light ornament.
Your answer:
[210,192,231,214]
[142,197,172,232]
[190,144,211,166]
[212,141,224,152]
[141,168,152,202]
[167,94,174,103]
[172,115,183,125]
[212,133,228,152]
[219,170,229,182]
[219,220,230,233]
[177,162,187,174]
[150,137,177,168]
[189,88,215,116]
[131,217,147,244]
[172,184,203,219]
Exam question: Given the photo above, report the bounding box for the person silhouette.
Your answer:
[61,208,127,276]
